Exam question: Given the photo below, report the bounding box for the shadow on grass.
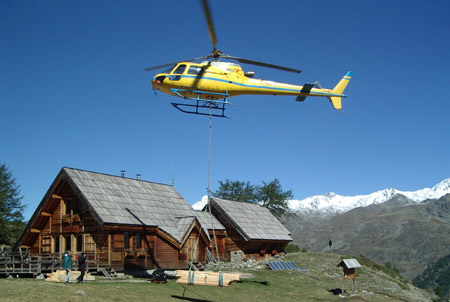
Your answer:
[171,295,213,302]
[237,280,269,285]
[328,288,345,295]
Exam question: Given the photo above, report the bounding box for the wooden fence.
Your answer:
[0,251,99,276]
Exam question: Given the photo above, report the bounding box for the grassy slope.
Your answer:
[0,253,436,302]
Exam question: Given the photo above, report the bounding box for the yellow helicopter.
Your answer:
[146,0,352,117]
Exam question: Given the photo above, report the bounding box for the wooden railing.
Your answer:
[0,252,99,275]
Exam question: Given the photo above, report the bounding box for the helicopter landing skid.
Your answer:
[170,88,230,118]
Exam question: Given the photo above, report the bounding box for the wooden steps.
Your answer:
[100,267,118,279]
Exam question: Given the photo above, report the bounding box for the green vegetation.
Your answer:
[0,252,435,302]
[414,253,450,299]
[284,243,299,253]
[0,163,26,249]
[213,179,293,220]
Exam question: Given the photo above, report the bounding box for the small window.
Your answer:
[188,65,204,75]
[75,198,81,214]
[65,235,71,251]
[136,233,141,249]
[65,200,72,215]
[172,64,186,75]
[77,235,83,252]
[124,232,129,249]
[54,236,60,253]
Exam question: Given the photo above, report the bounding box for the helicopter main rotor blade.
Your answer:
[201,0,218,54]
[226,55,302,74]
[144,56,209,71]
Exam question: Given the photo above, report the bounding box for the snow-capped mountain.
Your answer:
[192,178,450,214]
[288,178,450,215]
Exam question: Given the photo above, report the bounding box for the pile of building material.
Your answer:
[176,270,240,287]
[45,270,95,283]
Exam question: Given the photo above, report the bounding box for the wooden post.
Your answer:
[108,233,111,267]
[38,254,41,274]
[60,199,63,234]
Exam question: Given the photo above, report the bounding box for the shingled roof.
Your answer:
[210,197,292,241]
[62,167,207,244]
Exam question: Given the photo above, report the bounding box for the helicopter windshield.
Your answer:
[172,64,187,75]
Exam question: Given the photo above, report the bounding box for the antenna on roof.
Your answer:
[171,164,176,186]
[120,170,126,178]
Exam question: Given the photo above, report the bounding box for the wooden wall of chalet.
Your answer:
[106,228,157,270]
[154,235,178,268]
[206,230,226,260]
[210,207,248,260]
[178,227,207,267]
[26,192,104,258]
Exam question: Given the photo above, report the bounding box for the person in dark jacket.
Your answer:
[77,252,86,284]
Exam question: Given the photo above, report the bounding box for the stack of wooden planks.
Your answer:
[176,270,240,287]
[45,270,95,283]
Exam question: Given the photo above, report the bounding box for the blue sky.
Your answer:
[2,0,449,221]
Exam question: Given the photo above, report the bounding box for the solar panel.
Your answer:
[268,261,308,272]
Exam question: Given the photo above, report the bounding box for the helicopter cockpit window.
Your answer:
[187,65,204,75]
[172,64,187,75]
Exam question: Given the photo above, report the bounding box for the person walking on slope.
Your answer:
[77,252,86,284]
[64,250,72,284]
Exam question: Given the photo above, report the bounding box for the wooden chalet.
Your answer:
[209,197,292,260]
[15,167,220,271]
[14,168,292,273]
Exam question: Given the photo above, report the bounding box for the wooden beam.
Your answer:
[108,233,111,267]
[40,211,51,216]
[30,228,41,233]
[20,245,31,248]
[52,194,62,199]
[39,232,42,254]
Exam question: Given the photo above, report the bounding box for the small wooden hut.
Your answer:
[337,259,362,293]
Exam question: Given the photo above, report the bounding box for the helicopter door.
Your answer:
[169,64,187,81]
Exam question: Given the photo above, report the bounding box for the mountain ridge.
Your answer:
[286,194,450,281]
[192,178,450,214]
[288,178,450,215]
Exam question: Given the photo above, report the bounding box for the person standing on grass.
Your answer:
[64,250,72,284]
[77,252,86,284]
